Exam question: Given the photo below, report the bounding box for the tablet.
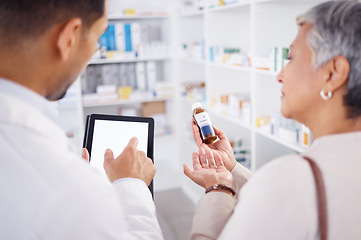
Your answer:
[83,114,154,195]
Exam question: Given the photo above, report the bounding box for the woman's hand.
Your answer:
[192,120,237,171]
[183,147,233,189]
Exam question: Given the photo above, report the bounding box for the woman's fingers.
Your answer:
[191,120,203,147]
[213,126,228,141]
[192,152,202,171]
[199,148,209,168]
[214,151,225,169]
[183,164,193,178]
[205,148,217,169]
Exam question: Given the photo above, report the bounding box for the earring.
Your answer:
[320,89,332,100]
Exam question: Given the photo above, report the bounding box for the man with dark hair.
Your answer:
[0,0,163,239]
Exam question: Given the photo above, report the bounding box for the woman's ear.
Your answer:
[325,56,350,92]
[56,18,82,60]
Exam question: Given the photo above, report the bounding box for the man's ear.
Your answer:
[57,18,82,60]
[324,56,350,92]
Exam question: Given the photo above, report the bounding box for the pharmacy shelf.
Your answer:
[181,96,202,106]
[175,1,327,191]
[179,2,251,16]
[254,68,278,76]
[89,56,171,65]
[255,128,306,153]
[82,96,174,108]
[208,109,252,130]
[179,58,206,65]
[207,62,251,72]
[57,104,78,110]
[206,2,250,13]
[108,14,170,20]
[180,59,269,74]
[182,135,198,151]
[179,11,204,18]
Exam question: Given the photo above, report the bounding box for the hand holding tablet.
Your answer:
[83,114,155,195]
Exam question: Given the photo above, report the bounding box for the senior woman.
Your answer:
[184,1,361,239]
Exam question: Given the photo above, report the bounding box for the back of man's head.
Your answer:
[0,0,105,49]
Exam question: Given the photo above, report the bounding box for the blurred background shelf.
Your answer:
[56,0,325,209]
[255,128,306,153]
[89,56,172,65]
[82,96,174,108]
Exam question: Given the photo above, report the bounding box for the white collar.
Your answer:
[0,78,58,122]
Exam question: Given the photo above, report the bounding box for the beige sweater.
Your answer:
[190,131,361,239]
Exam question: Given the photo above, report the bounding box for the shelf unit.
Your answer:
[88,56,171,65]
[108,14,170,20]
[82,96,174,108]
[175,0,327,203]
[57,1,179,184]
[80,4,175,124]
[56,0,328,203]
[55,78,85,151]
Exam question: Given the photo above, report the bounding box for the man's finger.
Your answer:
[104,148,114,164]
[127,137,138,148]
[82,148,90,162]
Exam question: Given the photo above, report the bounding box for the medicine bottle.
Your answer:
[192,102,217,144]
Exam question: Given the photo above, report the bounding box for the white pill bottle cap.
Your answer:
[192,102,203,111]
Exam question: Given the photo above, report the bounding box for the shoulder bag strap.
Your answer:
[303,156,328,240]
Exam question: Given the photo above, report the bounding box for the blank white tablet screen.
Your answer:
[90,119,149,178]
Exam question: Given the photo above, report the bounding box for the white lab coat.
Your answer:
[0,87,163,239]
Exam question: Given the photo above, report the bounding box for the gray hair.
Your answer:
[297,0,361,118]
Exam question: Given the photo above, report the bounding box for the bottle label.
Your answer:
[194,112,215,138]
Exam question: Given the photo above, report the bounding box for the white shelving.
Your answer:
[55,0,327,203]
[89,56,171,65]
[208,109,251,130]
[176,0,327,203]
[255,128,306,153]
[108,14,170,20]
[206,1,250,13]
[82,96,173,108]
[57,1,178,185]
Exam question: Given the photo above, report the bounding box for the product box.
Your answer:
[115,22,125,52]
[106,24,116,51]
[278,127,298,144]
[124,24,132,52]
[118,64,128,86]
[300,124,312,147]
[131,22,141,53]
[136,62,146,91]
[101,64,118,86]
[141,101,166,117]
[118,86,132,99]
[155,82,174,98]
[85,66,98,93]
[146,61,157,92]
[119,107,138,116]
[126,63,137,89]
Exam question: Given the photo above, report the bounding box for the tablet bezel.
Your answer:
[83,114,154,196]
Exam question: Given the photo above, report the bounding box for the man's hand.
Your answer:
[103,137,155,186]
[192,120,237,171]
[183,147,233,189]
[82,148,90,162]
